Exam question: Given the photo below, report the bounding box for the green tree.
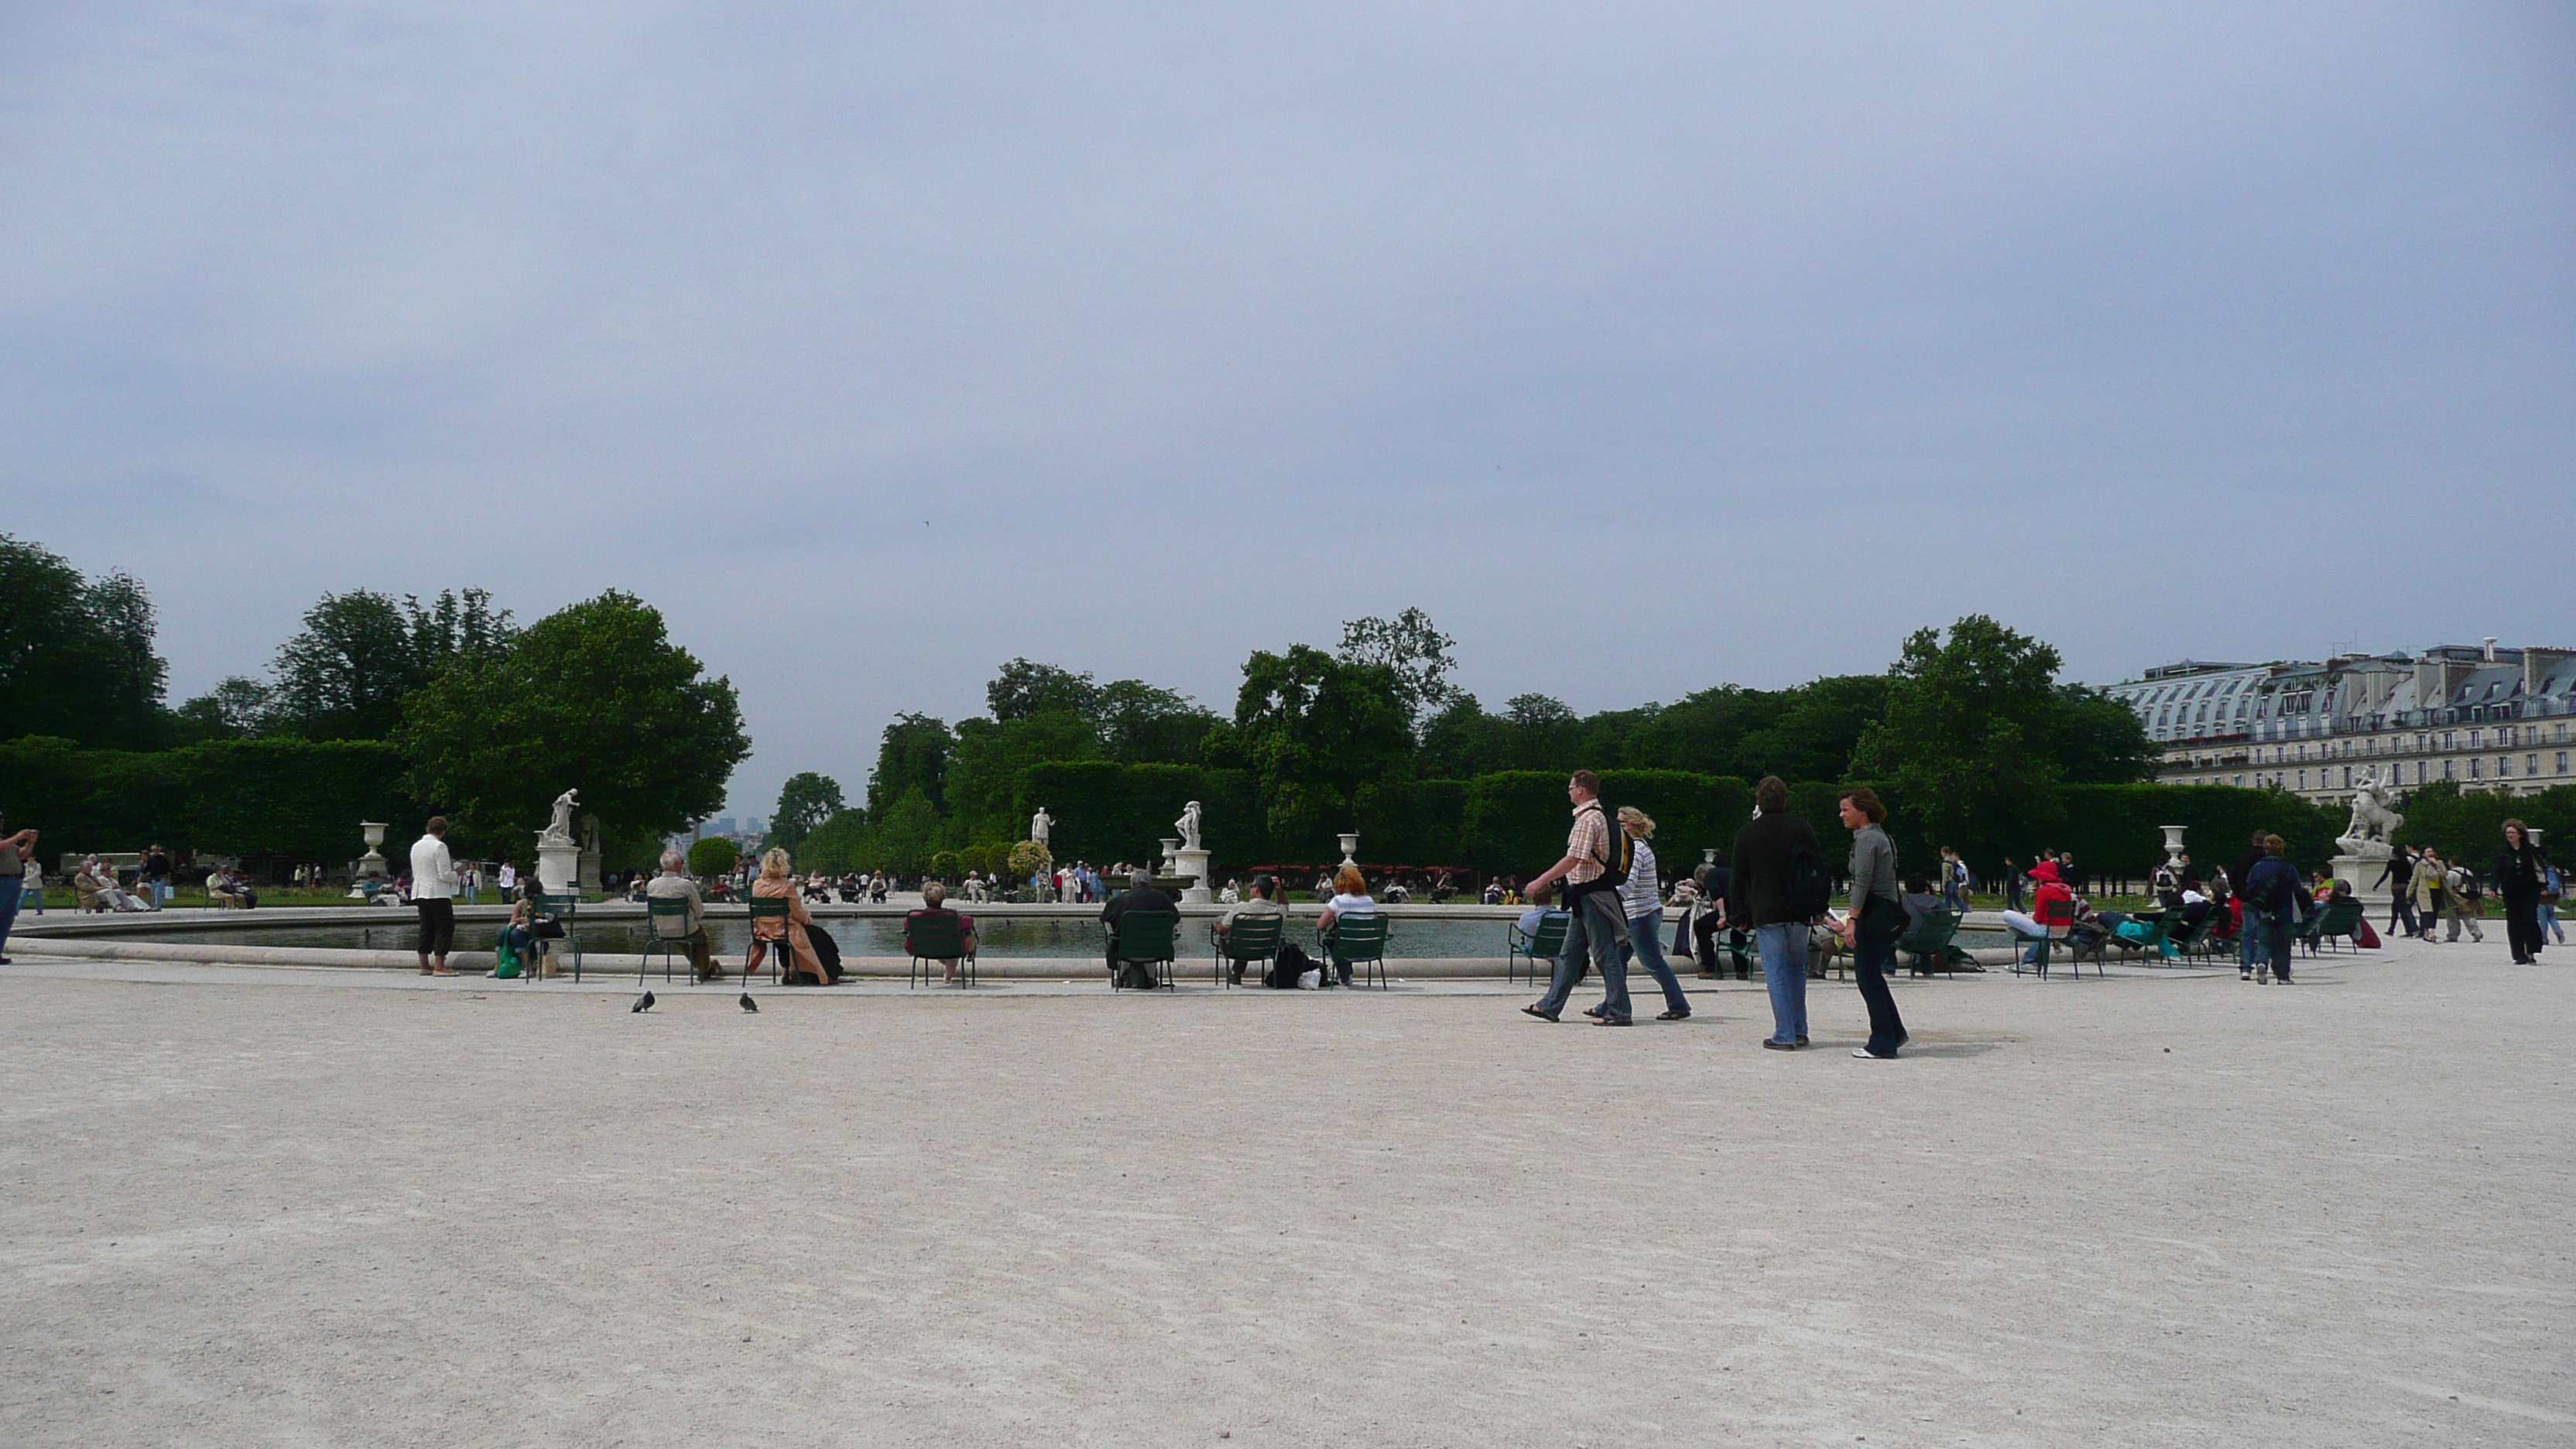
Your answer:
[987,659,1101,721]
[1502,694,1581,772]
[1338,608,1461,732]
[2050,685,2156,783]
[173,676,279,742]
[394,591,748,855]
[1420,694,1509,779]
[770,771,845,851]
[1097,679,1218,762]
[1850,615,2071,850]
[0,533,171,749]
[270,587,512,741]
[687,836,741,878]
[865,714,953,816]
[1226,645,1414,851]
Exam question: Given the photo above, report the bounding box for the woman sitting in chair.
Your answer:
[1315,865,1377,988]
[748,848,836,985]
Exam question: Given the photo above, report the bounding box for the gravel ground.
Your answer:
[1,933,2567,1447]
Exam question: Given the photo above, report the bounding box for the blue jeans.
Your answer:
[22,882,42,915]
[1755,922,1807,1043]
[1619,909,1691,1015]
[0,885,20,957]
[2239,908,2264,972]
[1536,892,1630,1021]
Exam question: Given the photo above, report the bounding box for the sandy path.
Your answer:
[1,937,2567,1447]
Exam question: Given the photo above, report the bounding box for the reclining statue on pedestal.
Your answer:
[2335,769,2403,858]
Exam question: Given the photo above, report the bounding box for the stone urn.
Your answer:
[2160,824,2187,867]
[357,820,389,878]
[1338,832,1361,870]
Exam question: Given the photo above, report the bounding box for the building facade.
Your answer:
[2102,641,2576,805]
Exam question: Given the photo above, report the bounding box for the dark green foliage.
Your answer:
[2396,782,2576,869]
[946,712,1098,841]
[988,659,1102,721]
[1337,608,1461,730]
[2045,785,2335,882]
[795,809,872,873]
[0,535,170,750]
[687,836,741,878]
[1015,761,1262,872]
[269,588,512,741]
[0,735,423,866]
[865,714,951,816]
[1224,644,1414,851]
[395,591,748,857]
[1096,680,1219,763]
[769,772,844,851]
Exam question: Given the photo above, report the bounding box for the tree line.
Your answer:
[777,610,2194,881]
[0,533,747,868]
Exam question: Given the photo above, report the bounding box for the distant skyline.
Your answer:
[5,5,2569,814]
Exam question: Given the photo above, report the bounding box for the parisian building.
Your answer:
[2100,641,2576,805]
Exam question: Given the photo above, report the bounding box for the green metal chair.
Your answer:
[1324,913,1391,989]
[533,892,584,981]
[2102,911,2174,968]
[1212,913,1284,988]
[1896,907,1965,977]
[639,895,697,985]
[2008,896,2088,978]
[1108,910,1180,989]
[2300,899,2365,955]
[745,896,797,985]
[905,909,978,988]
[1506,911,1570,985]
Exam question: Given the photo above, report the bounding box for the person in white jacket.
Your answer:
[409,817,460,975]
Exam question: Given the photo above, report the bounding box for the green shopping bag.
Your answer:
[492,938,523,979]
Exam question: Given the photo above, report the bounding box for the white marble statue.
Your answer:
[541,789,581,846]
[2335,768,2403,858]
[1175,800,1204,852]
[1030,806,1053,847]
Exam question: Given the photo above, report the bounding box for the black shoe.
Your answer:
[1761,1039,1799,1051]
[1591,1016,1632,1026]
[1583,1005,1606,1019]
[1656,1009,1690,1021]
[1797,1034,1810,1046]
[1521,1004,1560,1023]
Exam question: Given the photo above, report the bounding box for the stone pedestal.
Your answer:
[577,850,603,893]
[2331,855,2391,908]
[1172,847,1214,905]
[1338,832,1361,870]
[2160,825,2187,868]
[536,841,581,896]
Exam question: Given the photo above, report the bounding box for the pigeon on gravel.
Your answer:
[631,991,656,1013]
[739,992,759,1013]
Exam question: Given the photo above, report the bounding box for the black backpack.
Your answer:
[1266,940,1311,988]
[1789,837,1833,919]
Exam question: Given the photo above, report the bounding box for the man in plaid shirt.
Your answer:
[1519,769,1634,1025]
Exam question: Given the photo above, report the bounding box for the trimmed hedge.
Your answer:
[1016,762,1263,874]
[0,734,424,868]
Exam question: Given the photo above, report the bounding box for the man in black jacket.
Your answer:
[1726,776,1824,1050]
[1100,868,1178,988]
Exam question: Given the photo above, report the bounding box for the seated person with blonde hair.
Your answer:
[748,847,838,985]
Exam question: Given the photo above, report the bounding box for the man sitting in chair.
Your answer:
[644,849,715,982]
[1214,874,1286,985]
[906,881,979,985]
[1100,867,1177,989]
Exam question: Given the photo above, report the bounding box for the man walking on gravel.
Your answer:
[1520,770,1632,1026]
[1728,776,1824,1050]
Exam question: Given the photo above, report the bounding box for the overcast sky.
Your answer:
[4,2,2569,815]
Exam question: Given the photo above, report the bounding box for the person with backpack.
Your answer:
[1726,776,1827,1050]
[2241,834,2307,985]
[2443,857,2487,944]
[1519,770,1634,1026]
